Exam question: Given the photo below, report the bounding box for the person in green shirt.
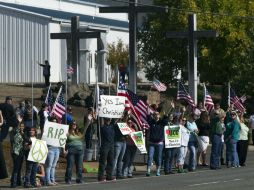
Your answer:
[210,113,225,169]
[65,121,84,184]
[224,110,240,168]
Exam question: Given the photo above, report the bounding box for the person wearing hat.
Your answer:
[62,106,73,125]
[224,110,240,168]
[210,112,226,169]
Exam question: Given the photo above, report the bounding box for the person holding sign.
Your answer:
[122,118,139,178]
[146,110,168,177]
[45,117,61,186]
[23,127,38,188]
[113,111,129,179]
[164,116,180,175]
[65,121,84,184]
[98,118,115,182]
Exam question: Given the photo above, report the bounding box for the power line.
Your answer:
[106,0,254,20]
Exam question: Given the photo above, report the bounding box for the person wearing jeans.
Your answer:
[98,118,115,181]
[23,127,38,188]
[210,113,225,169]
[224,110,240,167]
[65,121,84,184]
[186,113,199,172]
[113,113,129,179]
[45,146,60,185]
[45,117,60,186]
[146,111,168,176]
[122,119,138,178]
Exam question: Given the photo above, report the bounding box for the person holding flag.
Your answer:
[38,103,49,137]
[50,86,66,123]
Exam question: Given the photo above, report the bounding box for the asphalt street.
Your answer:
[1,146,254,190]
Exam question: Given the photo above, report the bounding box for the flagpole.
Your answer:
[203,83,208,113]
[45,83,51,103]
[228,82,231,108]
[66,64,68,124]
[95,64,101,147]
[31,60,34,128]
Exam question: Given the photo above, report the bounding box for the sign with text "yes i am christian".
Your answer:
[42,121,69,147]
[99,95,125,118]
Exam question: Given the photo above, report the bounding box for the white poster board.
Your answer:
[98,95,125,118]
[42,121,69,147]
[117,123,132,135]
[164,125,181,148]
[27,138,48,164]
[130,131,147,154]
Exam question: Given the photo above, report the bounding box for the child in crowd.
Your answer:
[23,127,38,188]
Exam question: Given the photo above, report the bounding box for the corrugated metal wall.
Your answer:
[0,7,50,83]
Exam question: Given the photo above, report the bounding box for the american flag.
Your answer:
[126,89,149,130]
[117,71,130,109]
[230,88,245,113]
[177,82,195,108]
[51,86,66,119]
[203,84,214,113]
[152,79,167,92]
[240,95,247,103]
[67,65,74,74]
[45,85,54,112]
[117,71,148,130]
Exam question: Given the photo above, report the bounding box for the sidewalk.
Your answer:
[1,145,254,189]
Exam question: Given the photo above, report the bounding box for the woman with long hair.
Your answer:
[196,111,210,166]
[65,121,84,184]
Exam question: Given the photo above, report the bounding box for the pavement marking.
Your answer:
[189,178,242,187]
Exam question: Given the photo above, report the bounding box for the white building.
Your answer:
[0,0,130,83]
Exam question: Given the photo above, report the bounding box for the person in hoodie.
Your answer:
[146,110,168,176]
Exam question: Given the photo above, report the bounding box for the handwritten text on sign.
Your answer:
[117,123,132,135]
[42,121,69,147]
[99,95,125,118]
[27,138,48,164]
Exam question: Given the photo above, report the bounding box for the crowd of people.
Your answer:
[0,95,252,188]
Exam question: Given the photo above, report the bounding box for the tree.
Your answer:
[138,0,254,96]
[107,39,129,71]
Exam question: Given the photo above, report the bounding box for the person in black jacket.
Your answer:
[146,111,168,177]
[0,96,18,142]
[38,60,51,87]
[97,118,115,182]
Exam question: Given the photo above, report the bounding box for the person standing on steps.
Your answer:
[38,60,51,87]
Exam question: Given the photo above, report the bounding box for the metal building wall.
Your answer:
[0,6,50,83]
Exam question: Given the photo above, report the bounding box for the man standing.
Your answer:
[0,96,17,179]
[0,96,18,142]
[39,60,51,87]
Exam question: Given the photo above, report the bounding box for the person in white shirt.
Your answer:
[238,114,249,166]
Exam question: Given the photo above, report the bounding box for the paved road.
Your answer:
[1,146,254,190]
